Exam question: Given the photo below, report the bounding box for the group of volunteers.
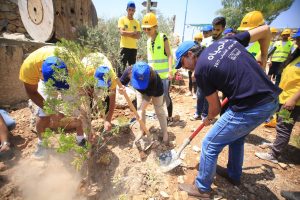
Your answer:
[0,1,299,199]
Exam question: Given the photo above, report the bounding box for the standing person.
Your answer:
[201,25,213,47]
[238,11,265,59]
[255,28,300,163]
[117,1,141,77]
[119,62,169,144]
[269,28,293,86]
[212,17,226,41]
[141,13,174,123]
[0,110,16,155]
[19,46,85,158]
[175,24,281,198]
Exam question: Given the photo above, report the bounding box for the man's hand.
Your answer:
[283,98,297,111]
[104,120,112,131]
[203,117,211,126]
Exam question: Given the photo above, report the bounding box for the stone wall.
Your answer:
[0,0,28,35]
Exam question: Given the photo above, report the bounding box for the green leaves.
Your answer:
[277,108,294,124]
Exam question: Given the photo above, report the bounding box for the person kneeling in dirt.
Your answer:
[0,109,16,157]
[19,46,85,159]
[119,62,169,144]
[82,53,118,132]
[174,24,281,198]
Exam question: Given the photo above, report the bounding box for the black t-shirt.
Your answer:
[195,31,282,112]
[120,66,164,97]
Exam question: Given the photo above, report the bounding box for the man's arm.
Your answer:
[284,89,300,110]
[24,83,44,108]
[203,91,221,126]
[248,25,271,68]
[119,28,140,39]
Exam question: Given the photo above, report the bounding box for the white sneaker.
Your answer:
[192,93,197,99]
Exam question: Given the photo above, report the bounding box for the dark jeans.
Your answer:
[119,48,137,77]
[196,87,208,117]
[188,71,197,93]
[271,105,300,158]
[162,79,173,117]
[268,61,283,86]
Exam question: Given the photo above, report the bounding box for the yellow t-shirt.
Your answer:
[279,56,300,106]
[81,53,117,90]
[118,16,141,49]
[19,46,57,85]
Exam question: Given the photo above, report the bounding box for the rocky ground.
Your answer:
[0,79,299,200]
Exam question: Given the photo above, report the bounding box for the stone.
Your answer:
[289,164,295,168]
[173,191,189,200]
[4,12,18,20]
[160,191,169,199]
[177,176,185,184]
[6,23,16,32]
[192,145,201,152]
[173,115,180,122]
[278,162,288,170]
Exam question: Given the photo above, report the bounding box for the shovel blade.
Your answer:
[160,158,182,173]
[159,149,177,166]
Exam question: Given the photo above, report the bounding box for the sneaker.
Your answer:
[192,93,197,99]
[190,113,201,121]
[255,152,278,163]
[264,118,276,128]
[33,144,47,159]
[77,138,87,147]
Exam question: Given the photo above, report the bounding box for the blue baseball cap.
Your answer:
[202,25,213,32]
[175,41,198,69]
[292,28,300,38]
[94,66,111,88]
[224,28,234,35]
[42,56,69,90]
[131,62,150,90]
[127,1,136,8]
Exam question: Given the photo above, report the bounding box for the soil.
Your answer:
[1,79,299,200]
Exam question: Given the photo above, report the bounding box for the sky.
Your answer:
[92,0,300,41]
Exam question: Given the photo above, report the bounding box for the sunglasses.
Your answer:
[143,28,151,31]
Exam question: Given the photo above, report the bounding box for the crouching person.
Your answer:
[0,109,16,157]
[119,62,169,144]
[19,46,85,159]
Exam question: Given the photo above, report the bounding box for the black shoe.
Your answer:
[281,191,300,200]
[216,165,241,186]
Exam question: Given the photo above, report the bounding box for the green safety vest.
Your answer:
[147,33,170,79]
[247,41,260,59]
[271,40,293,62]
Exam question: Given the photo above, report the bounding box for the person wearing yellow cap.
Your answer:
[194,32,203,44]
[256,27,300,165]
[237,11,265,60]
[141,12,174,124]
[269,28,293,86]
[117,1,141,77]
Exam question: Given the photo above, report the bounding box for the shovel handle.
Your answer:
[115,77,150,135]
[188,97,229,141]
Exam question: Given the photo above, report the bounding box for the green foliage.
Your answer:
[42,128,89,170]
[217,0,294,29]
[278,108,294,124]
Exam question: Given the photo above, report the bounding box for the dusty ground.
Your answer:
[0,79,300,200]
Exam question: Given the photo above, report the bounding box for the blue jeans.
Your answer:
[196,87,208,117]
[195,99,278,192]
[0,109,16,131]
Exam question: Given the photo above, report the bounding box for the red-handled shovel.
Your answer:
[159,97,229,172]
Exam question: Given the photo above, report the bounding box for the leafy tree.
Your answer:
[217,0,294,29]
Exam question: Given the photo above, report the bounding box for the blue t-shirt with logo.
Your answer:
[195,31,282,112]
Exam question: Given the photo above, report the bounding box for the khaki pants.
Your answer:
[136,91,167,135]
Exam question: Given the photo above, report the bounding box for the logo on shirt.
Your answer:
[125,25,128,29]
[208,40,230,61]
[133,26,137,30]
[228,48,241,61]
[157,46,161,49]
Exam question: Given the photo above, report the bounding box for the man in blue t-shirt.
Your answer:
[174,25,281,198]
